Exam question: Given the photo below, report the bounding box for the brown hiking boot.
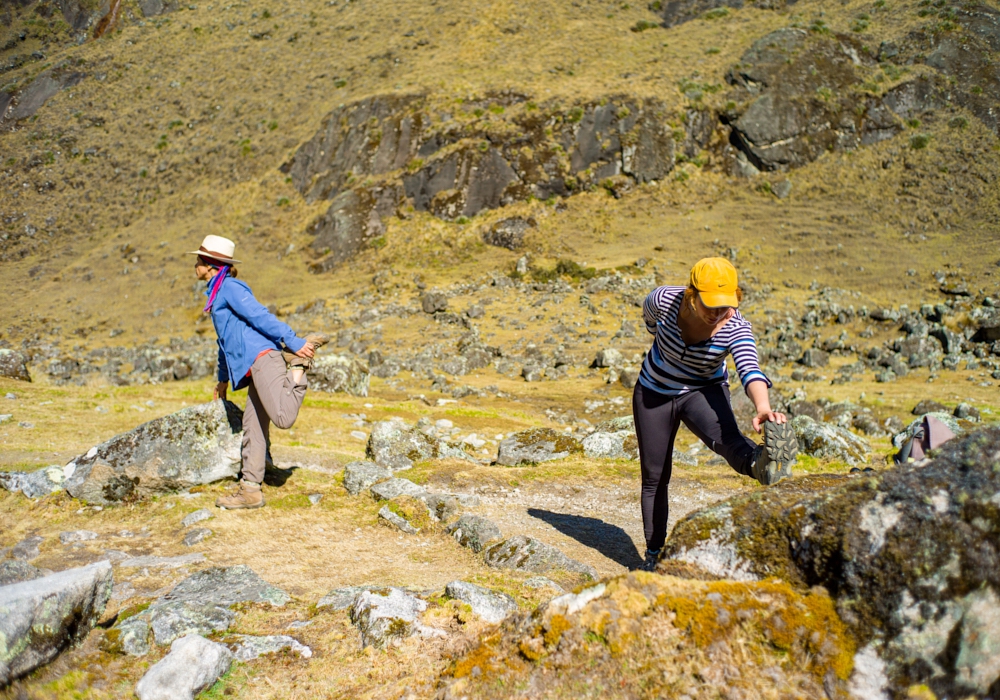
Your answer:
[282,333,331,370]
[215,479,265,509]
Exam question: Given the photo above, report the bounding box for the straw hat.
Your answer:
[188,235,241,265]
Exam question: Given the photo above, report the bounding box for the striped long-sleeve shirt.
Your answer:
[638,286,770,397]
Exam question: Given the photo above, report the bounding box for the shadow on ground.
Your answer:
[527,508,643,570]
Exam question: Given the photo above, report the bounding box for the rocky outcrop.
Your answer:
[660,427,1000,698]
[791,414,871,465]
[63,400,243,506]
[0,562,113,686]
[350,587,427,648]
[288,95,677,270]
[134,635,233,700]
[0,67,85,126]
[0,560,42,586]
[0,349,30,381]
[483,217,533,250]
[342,460,391,496]
[483,535,597,581]
[495,428,583,466]
[365,418,475,470]
[309,354,370,396]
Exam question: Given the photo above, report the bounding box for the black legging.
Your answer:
[632,381,757,551]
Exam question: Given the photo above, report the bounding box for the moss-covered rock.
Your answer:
[662,427,1000,698]
[495,428,583,466]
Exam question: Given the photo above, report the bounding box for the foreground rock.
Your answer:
[135,634,233,700]
[495,428,583,466]
[0,562,113,686]
[64,400,243,506]
[0,465,68,499]
[0,349,30,382]
[661,427,1000,697]
[309,354,370,396]
[445,581,517,624]
[483,536,597,581]
[350,588,427,648]
[791,414,871,465]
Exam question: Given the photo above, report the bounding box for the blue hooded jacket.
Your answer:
[207,272,305,390]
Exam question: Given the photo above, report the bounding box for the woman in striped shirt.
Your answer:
[633,257,797,571]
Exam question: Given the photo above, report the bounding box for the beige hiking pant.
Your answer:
[241,350,307,484]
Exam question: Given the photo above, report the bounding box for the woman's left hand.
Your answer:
[295,342,315,359]
[752,410,787,433]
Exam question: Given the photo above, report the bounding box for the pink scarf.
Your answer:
[203,266,230,313]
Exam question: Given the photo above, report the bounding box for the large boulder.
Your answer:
[342,460,392,495]
[581,430,638,460]
[134,634,233,700]
[309,354,370,396]
[0,561,113,686]
[350,588,427,648]
[447,514,503,553]
[495,428,583,466]
[63,400,243,506]
[661,427,1000,698]
[791,414,871,466]
[365,419,474,470]
[483,535,597,581]
[0,349,30,382]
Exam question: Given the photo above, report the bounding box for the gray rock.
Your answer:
[523,576,564,591]
[791,415,871,466]
[231,634,312,661]
[135,634,233,700]
[378,505,420,534]
[58,530,98,545]
[181,509,213,528]
[0,560,41,586]
[0,349,30,382]
[63,400,243,506]
[447,514,503,553]
[445,581,517,624]
[0,466,68,499]
[0,562,113,685]
[618,366,640,389]
[521,364,544,382]
[350,588,426,648]
[308,493,323,505]
[771,179,792,199]
[420,291,449,314]
[111,615,152,656]
[421,493,460,521]
[305,184,403,273]
[483,536,597,580]
[912,399,947,415]
[149,602,235,646]
[137,0,179,17]
[343,460,392,495]
[10,535,43,561]
[310,354,370,397]
[366,420,433,469]
[582,430,639,460]
[496,428,583,466]
[592,348,623,368]
[483,217,533,250]
[118,554,206,569]
[594,415,635,432]
[182,529,212,547]
[799,348,830,368]
[318,585,375,611]
[370,478,426,501]
[953,402,980,421]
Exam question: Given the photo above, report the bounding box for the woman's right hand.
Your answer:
[214,381,228,401]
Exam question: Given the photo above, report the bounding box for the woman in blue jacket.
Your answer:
[190,235,327,509]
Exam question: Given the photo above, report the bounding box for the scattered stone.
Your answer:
[64,400,243,506]
[318,585,376,611]
[953,402,980,421]
[350,587,426,648]
[582,430,639,460]
[366,420,431,470]
[10,535,43,561]
[108,615,152,656]
[378,505,420,534]
[445,581,517,624]
[118,554,206,570]
[0,562,113,685]
[182,528,212,547]
[0,349,31,382]
[59,530,99,545]
[523,576,564,591]
[0,465,69,499]
[0,560,42,586]
[495,428,583,466]
[791,415,871,466]
[483,217,533,250]
[420,290,449,314]
[798,348,829,368]
[592,348,623,368]
[310,354,370,397]
[447,514,503,553]
[135,634,233,700]
[343,460,392,495]
[370,477,426,501]
[181,509,213,528]
[231,634,312,661]
[618,366,640,389]
[521,365,544,382]
[308,493,323,505]
[771,179,792,199]
[422,492,460,521]
[483,535,597,580]
[912,399,947,415]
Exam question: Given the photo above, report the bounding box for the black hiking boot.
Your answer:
[639,549,661,572]
[751,421,797,486]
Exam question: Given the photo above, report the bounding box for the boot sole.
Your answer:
[763,421,797,484]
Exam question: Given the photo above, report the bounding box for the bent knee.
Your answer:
[272,414,297,430]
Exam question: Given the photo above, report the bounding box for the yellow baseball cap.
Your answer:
[690,257,739,308]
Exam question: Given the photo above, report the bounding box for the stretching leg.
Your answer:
[679,384,757,477]
[240,381,270,484]
[633,382,682,552]
[249,350,308,430]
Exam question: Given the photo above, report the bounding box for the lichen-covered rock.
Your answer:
[180,509,213,528]
[447,514,503,553]
[483,535,597,581]
[350,588,426,648]
[483,217,533,250]
[0,561,113,685]
[592,348,623,368]
[495,428,583,466]
[343,460,392,495]
[445,581,517,624]
[437,573,854,698]
[661,427,1000,698]
[318,585,376,611]
[366,419,457,470]
[791,414,871,465]
[309,354,370,397]
[0,465,68,499]
[135,634,233,700]
[582,430,639,460]
[378,505,420,534]
[0,349,30,382]
[231,634,312,661]
[370,477,426,501]
[0,560,41,586]
[63,400,243,506]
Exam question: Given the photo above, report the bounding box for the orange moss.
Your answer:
[452,634,499,678]
[543,613,572,647]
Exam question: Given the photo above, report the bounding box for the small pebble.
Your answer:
[5,393,16,400]
[308,493,323,505]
